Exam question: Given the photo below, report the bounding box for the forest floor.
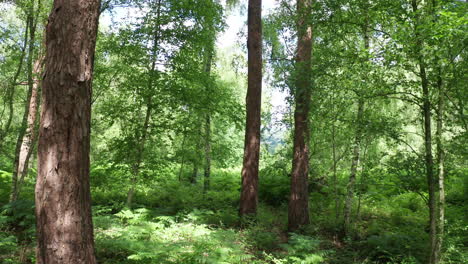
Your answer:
[0,169,467,264]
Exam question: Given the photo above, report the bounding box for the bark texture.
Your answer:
[239,0,262,217]
[35,0,101,263]
[288,0,313,232]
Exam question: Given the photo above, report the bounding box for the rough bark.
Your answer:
[239,0,262,217]
[343,98,364,234]
[35,0,101,263]
[288,0,313,232]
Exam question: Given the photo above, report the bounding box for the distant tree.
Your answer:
[10,0,44,202]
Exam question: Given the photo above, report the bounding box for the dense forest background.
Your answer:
[0,0,466,263]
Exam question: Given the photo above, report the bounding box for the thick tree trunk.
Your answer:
[288,0,313,232]
[343,99,364,235]
[239,0,262,217]
[35,0,101,263]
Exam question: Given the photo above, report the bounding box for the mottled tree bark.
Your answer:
[288,0,313,232]
[239,0,262,217]
[35,0,101,263]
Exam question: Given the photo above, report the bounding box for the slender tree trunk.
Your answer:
[178,127,188,181]
[35,0,101,262]
[203,47,213,193]
[0,16,30,152]
[11,11,37,202]
[126,0,162,208]
[190,126,203,184]
[411,2,437,262]
[343,98,364,235]
[204,114,211,192]
[422,62,437,264]
[434,71,445,264]
[191,161,198,184]
[239,0,262,217]
[432,0,444,261]
[288,0,313,232]
[332,93,340,223]
[10,55,43,202]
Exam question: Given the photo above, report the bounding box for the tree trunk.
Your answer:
[0,15,30,152]
[410,2,437,262]
[10,54,43,202]
[203,48,213,193]
[332,94,339,223]
[190,161,198,184]
[204,114,211,193]
[35,0,101,263]
[288,0,313,232]
[126,0,162,208]
[239,0,262,217]
[432,1,444,261]
[434,71,445,264]
[11,11,38,202]
[343,98,364,235]
[422,61,437,264]
[178,127,188,181]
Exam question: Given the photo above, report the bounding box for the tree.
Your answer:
[288,0,313,231]
[35,0,101,262]
[239,0,262,217]
[10,0,44,202]
[126,0,162,208]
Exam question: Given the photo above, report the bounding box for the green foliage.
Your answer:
[94,206,254,264]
